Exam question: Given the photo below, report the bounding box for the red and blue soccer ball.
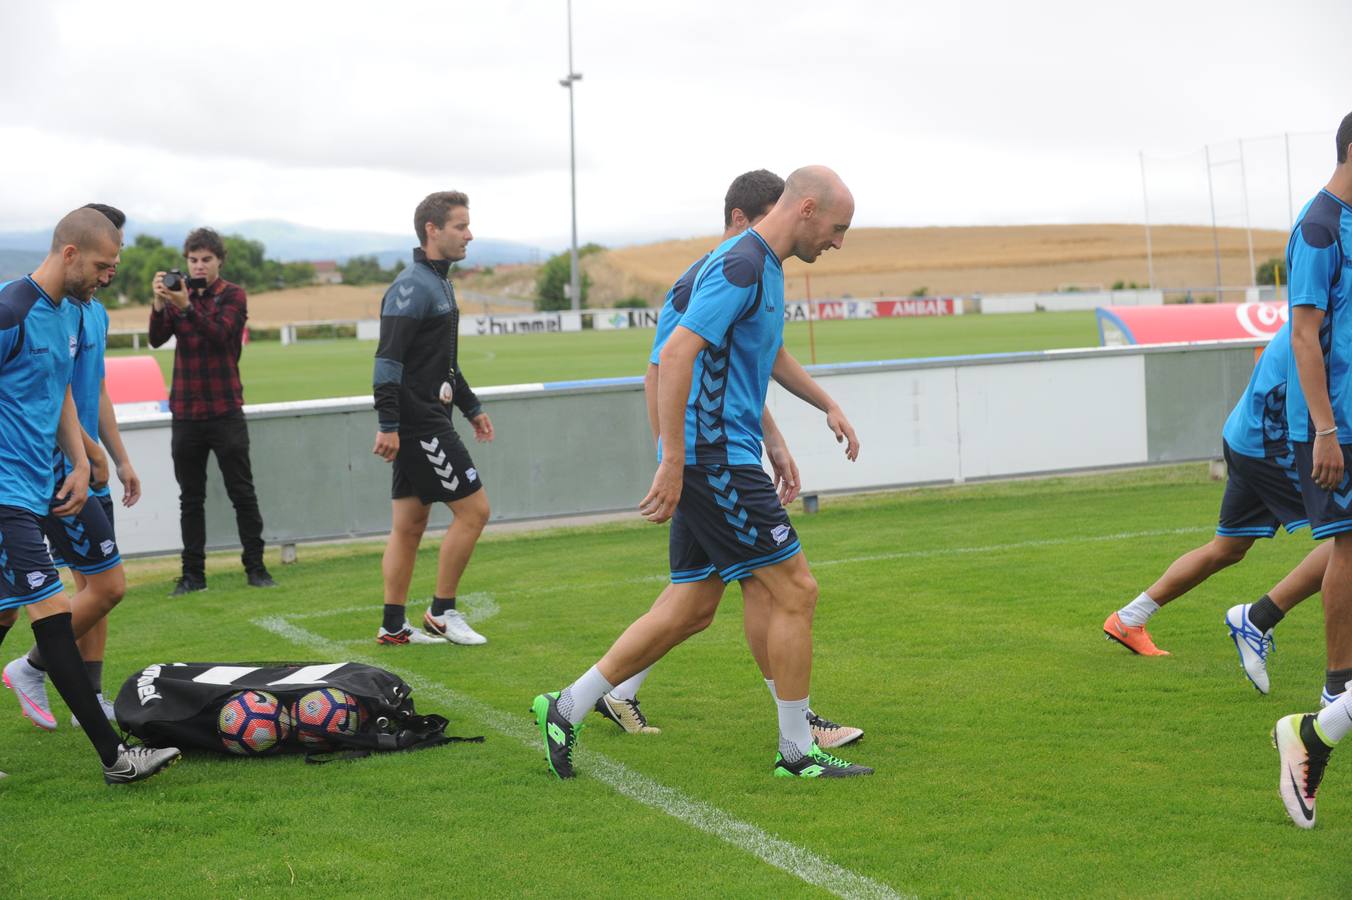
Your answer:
[292,688,363,749]
[218,690,293,755]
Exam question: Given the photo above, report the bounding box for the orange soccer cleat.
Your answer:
[1102,611,1170,656]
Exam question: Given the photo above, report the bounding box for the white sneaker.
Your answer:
[1225,604,1273,694]
[376,622,443,645]
[423,608,487,645]
[3,657,56,730]
[103,743,181,785]
[72,694,116,728]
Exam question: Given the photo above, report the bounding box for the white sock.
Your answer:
[559,665,613,726]
[1117,592,1160,627]
[1317,693,1352,745]
[610,666,652,702]
[764,678,778,701]
[776,695,812,761]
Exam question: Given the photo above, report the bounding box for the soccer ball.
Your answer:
[218,690,293,755]
[292,688,363,749]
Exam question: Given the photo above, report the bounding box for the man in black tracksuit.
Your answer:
[371,191,494,646]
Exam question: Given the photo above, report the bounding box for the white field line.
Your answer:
[252,615,907,900]
[285,592,501,624]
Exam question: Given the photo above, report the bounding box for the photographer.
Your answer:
[149,228,274,595]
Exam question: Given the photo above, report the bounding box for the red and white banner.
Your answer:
[1097,302,1287,346]
[875,298,959,317]
[783,297,960,322]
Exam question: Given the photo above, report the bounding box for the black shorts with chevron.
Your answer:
[391,426,483,505]
[669,464,801,584]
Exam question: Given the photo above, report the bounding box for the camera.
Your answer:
[163,269,207,292]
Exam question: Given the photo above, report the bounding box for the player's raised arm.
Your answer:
[771,346,859,461]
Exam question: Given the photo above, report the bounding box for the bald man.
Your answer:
[0,209,180,783]
[534,166,873,778]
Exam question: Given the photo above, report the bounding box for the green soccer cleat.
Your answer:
[773,742,874,778]
[532,692,584,779]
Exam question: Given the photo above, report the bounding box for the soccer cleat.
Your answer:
[103,743,181,785]
[376,622,443,645]
[808,710,863,749]
[170,575,207,597]
[1102,611,1169,656]
[594,693,661,734]
[246,568,278,588]
[1273,713,1332,829]
[533,691,583,779]
[1226,603,1274,694]
[1323,689,1340,709]
[71,693,116,728]
[774,742,874,778]
[3,657,56,731]
[423,608,487,645]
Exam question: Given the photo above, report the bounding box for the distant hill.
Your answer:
[0,219,543,269]
[0,248,44,281]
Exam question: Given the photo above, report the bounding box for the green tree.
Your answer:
[1256,257,1286,286]
[535,243,604,310]
[101,235,179,304]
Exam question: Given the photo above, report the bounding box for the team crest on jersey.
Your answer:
[771,524,791,545]
[26,571,46,589]
[466,467,478,482]
[69,335,78,358]
[100,539,116,556]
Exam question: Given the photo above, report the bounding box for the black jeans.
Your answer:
[170,411,265,577]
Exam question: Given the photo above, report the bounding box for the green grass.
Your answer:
[113,311,1099,404]
[4,464,1351,897]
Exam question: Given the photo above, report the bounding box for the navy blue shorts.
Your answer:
[392,427,483,505]
[669,464,801,584]
[44,491,121,574]
[1293,441,1352,539]
[1216,441,1308,538]
[0,505,63,611]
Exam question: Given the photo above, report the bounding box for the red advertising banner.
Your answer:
[1097,302,1286,346]
[875,298,957,317]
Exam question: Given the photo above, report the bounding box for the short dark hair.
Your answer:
[83,203,126,230]
[724,170,785,227]
[414,191,470,245]
[183,227,226,260]
[1339,112,1352,165]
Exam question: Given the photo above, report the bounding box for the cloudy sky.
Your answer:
[2,0,1348,248]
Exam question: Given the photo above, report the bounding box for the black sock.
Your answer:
[382,604,406,633]
[431,596,456,616]
[1301,713,1334,752]
[27,645,45,671]
[1326,667,1352,699]
[32,614,121,766]
[0,623,10,649]
[1248,595,1286,633]
[85,660,104,695]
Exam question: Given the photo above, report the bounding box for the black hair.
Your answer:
[1339,111,1352,165]
[82,203,126,230]
[723,170,784,227]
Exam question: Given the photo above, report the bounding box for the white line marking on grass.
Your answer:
[252,615,906,900]
[284,593,501,624]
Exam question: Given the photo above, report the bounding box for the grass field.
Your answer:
[112,310,1100,405]
[3,465,1351,897]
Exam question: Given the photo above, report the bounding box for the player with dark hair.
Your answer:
[0,208,178,783]
[595,170,863,750]
[371,191,494,645]
[1272,110,1352,828]
[535,166,872,779]
[5,203,143,729]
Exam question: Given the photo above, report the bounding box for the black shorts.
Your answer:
[44,492,121,574]
[669,464,801,584]
[392,427,483,505]
[1293,440,1352,539]
[1216,440,1308,539]
[0,505,63,611]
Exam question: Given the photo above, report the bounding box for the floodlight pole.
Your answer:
[560,0,583,312]
[1139,151,1155,290]
[1238,139,1255,287]
[1204,144,1223,294]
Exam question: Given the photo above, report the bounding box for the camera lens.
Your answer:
[163,270,183,292]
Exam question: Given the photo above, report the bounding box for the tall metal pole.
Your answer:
[1204,144,1223,294]
[1139,150,1155,290]
[560,0,582,311]
[1237,139,1255,287]
[1285,132,1295,234]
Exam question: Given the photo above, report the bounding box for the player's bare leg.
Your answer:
[374,498,439,644]
[423,488,491,644]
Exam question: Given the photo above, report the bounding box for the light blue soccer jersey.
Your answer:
[649,253,711,366]
[54,298,110,496]
[0,278,76,515]
[1285,189,1352,442]
[1223,322,1291,460]
[667,229,784,467]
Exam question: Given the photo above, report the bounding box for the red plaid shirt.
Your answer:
[148,278,248,419]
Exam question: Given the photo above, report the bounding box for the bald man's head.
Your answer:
[48,207,122,301]
[776,165,854,263]
[50,207,121,255]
